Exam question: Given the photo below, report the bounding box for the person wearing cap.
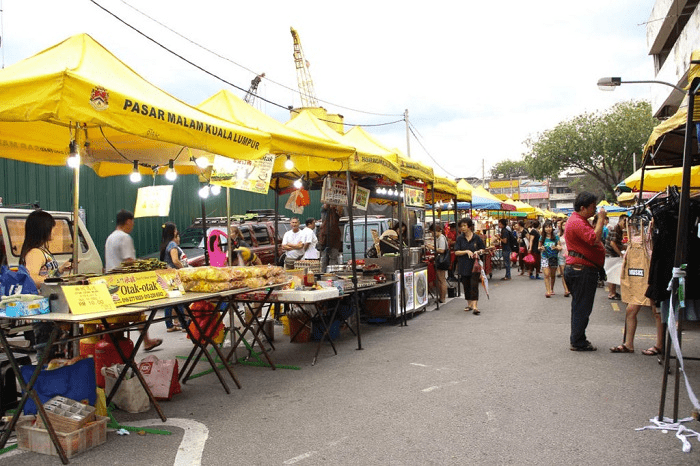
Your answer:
[234,247,262,266]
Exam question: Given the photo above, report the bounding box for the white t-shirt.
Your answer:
[302,228,319,259]
[283,229,307,260]
[105,229,136,271]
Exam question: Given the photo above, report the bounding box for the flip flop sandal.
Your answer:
[642,346,663,356]
[464,306,472,312]
[610,344,634,353]
[472,309,480,315]
[145,338,163,351]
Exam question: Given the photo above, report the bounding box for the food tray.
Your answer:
[35,396,96,433]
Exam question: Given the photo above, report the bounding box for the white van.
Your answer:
[0,207,103,274]
[340,216,395,263]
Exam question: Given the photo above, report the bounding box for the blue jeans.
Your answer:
[165,305,188,329]
[564,265,599,348]
[502,246,511,278]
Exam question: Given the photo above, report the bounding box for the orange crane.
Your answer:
[243,72,265,105]
[290,27,319,108]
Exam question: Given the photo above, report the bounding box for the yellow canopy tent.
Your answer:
[281,110,401,186]
[513,200,535,213]
[620,165,700,191]
[427,176,458,203]
[0,34,271,176]
[196,90,354,161]
[456,179,473,202]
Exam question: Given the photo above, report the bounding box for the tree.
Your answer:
[490,159,529,179]
[523,100,657,199]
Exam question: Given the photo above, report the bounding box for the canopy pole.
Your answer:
[201,197,209,267]
[398,188,407,327]
[72,123,84,274]
[432,183,439,310]
[274,178,280,265]
[226,187,232,266]
[346,169,362,350]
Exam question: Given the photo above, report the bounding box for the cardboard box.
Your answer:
[16,415,108,458]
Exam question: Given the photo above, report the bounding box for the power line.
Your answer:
[407,121,450,175]
[117,0,404,118]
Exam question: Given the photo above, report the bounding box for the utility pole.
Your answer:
[405,109,411,159]
[633,152,637,172]
[482,159,485,187]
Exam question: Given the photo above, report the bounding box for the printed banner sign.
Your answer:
[134,185,173,218]
[210,154,274,194]
[353,185,370,210]
[90,271,168,307]
[61,284,117,314]
[403,184,426,207]
[321,176,355,205]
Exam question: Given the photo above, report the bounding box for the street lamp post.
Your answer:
[598,70,700,422]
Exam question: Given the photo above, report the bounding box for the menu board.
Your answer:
[134,185,173,218]
[394,270,414,315]
[210,154,274,194]
[353,185,370,211]
[414,269,428,308]
[90,271,168,306]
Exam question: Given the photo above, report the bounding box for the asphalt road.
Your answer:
[3,268,699,465]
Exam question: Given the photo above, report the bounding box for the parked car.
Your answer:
[0,205,102,274]
[187,218,292,267]
[340,216,395,263]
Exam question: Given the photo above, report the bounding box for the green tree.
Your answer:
[490,159,529,179]
[523,100,657,199]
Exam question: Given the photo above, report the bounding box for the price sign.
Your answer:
[90,271,168,306]
[62,284,117,315]
[210,154,274,194]
[134,185,173,218]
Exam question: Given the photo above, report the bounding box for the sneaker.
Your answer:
[529,275,535,280]
[570,342,597,352]
[535,276,543,280]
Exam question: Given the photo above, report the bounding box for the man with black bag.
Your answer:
[498,218,515,281]
[564,192,606,352]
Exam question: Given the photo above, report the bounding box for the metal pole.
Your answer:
[658,77,699,422]
[274,177,280,265]
[72,124,83,274]
[398,188,407,326]
[432,183,439,310]
[346,169,362,350]
[201,198,209,266]
[405,109,411,159]
[226,187,232,266]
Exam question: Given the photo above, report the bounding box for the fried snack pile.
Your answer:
[178,266,288,292]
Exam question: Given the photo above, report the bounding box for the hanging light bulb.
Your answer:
[210,184,221,196]
[165,160,177,181]
[284,155,294,170]
[400,191,404,198]
[66,140,80,168]
[195,156,210,169]
[293,178,303,189]
[198,185,210,198]
[129,160,142,183]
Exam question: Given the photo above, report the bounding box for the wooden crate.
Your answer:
[16,415,108,458]
[35,396,96,433]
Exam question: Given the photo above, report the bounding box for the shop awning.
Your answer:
[471,186,516,211]
[426,176,458,203]
[0,34,271,176]
[620,164,700,191]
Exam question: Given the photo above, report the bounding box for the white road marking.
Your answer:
[422,386,439,392]
[284,451,319,464]
[125,418,208,466]
[410,363,428,367]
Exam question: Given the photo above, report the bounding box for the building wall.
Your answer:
[648,1,700,117]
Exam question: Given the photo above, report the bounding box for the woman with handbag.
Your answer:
[527,220,542,279]
[427,223,449,303]
[455,218,486,315]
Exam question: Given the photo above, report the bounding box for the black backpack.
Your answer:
[506,226,519,250]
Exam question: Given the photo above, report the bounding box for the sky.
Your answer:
[1,0,657,180]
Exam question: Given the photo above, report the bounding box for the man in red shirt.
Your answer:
[564,192,606,351]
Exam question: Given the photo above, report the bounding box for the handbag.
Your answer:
[436,251,451,270]
[523,253,535,266]
[519,246,526,255]
[471,256,482,274]
[510,251,519,263]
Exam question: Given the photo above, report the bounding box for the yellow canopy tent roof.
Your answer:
[197,90,354,160]
[426,176,458,204]
[280,110,401,186]
[456,179,473,202]
[0,34,271,176]
[513,200,535,213]
[621,165,700,191]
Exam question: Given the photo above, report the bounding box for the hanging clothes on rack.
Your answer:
[620,215,652,306]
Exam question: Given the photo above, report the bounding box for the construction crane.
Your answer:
[290,27,319,108]
[243,73,265,105]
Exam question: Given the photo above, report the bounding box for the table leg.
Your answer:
[0,326,70,464]
[101,313,166,422]
[312,300,342,365]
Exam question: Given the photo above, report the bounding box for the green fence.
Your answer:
[0,159,321,260]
